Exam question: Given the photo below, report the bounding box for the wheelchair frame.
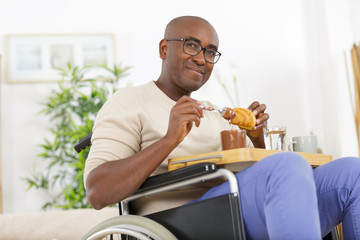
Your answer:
[77,134,246,239]
[76,133,340,240]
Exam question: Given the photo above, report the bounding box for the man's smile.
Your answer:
[186,66,204,77]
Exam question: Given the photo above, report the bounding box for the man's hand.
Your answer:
[164,96,203,146]
[246,101,269,148]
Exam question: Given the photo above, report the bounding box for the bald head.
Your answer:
[164,16,218,44]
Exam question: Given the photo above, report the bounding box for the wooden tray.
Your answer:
[168,148,332,171]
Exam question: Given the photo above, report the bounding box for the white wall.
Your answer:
[0,0,359,213]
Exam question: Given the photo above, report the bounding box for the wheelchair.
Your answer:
[75,133,340,240]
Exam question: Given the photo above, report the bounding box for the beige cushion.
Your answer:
[0,207,118,240]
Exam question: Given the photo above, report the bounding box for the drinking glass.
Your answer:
[263,126,286,151]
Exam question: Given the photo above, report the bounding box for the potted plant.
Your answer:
[25,63,130,209]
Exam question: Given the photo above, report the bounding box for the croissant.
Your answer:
[230,108,256,130]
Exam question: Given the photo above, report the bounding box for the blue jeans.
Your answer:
[194,152,360,239]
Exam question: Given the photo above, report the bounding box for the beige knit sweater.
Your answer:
[84,81,247,215]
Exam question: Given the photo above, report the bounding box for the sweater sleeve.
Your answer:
[83,88,142,185]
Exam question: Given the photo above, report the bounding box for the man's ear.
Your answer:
[159,39,167,59]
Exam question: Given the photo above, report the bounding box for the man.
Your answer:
[84,16,360,239]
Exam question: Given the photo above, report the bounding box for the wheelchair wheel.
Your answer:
[82,215,178,240]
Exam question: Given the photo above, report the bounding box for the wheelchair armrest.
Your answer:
[135,162,218,194]
[74,133,93,153]
[121,162,239,215]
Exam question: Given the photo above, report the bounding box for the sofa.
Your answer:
[0,207,119,239]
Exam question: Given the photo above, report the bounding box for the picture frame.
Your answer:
[0,54,2,213]
[4,34,116,83]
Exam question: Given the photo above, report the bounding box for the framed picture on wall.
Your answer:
[4,34,116,83]
[0,54,2,213]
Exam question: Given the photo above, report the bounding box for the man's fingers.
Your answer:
[174,99,203,119]
[253,104,267,116]
[247,101,260,111]
[256,112,269,125]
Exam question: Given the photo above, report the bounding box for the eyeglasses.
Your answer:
[165,38,221,64]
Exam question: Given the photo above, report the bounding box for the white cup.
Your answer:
[288,135,317,153]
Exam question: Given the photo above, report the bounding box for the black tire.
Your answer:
[82,215,178,240]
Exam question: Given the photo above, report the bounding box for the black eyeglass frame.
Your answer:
[165,38,221,64]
